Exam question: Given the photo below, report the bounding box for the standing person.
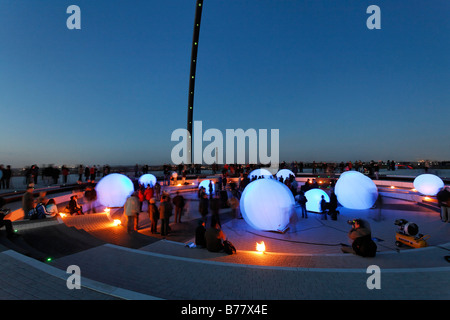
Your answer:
[320,195,328,220]
[373,162,380,179]
[144,184,154,209]
[3,165,11,189]
[181,169,186,185]
[159,194,173,236]
[209,195,221,227]
[90,166,96,182]
[22,185,35,219]
[0,165,5,189]
[296,191,308,218]
[84,166,90,182]
[328,192,338,220]
[172,191,185,223]
[78,165,84,182]
[227,196,240,219]
[199,192,209,223]
[436,187,450,223]
[61,165,69,185]
[124,192,140,233]
[137,185,145,211]
[84,185,97,214]
[148,198,159,234]
[390,160,395,171]
[154,182,161,201]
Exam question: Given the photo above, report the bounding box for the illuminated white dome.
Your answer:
[413,174,444,196]
[305,189,330,213]
[276,169,295,181]
[96,173,134,208]
[335,171,378,210]
[248,168,273,180]
[138,174,157,187]
[199,179,215,195]
[240,179,294,231]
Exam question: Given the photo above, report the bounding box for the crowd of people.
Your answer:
[1,160,448,260]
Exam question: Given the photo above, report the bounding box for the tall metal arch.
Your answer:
[186,0,203,164]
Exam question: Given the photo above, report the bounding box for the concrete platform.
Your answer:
[0,185,449,302]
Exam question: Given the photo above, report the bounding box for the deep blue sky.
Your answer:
[0,0,449,167]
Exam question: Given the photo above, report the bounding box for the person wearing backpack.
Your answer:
[341,218,377,257]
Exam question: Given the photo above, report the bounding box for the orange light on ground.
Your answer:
[104,208,110,214]
[59,213,67,218]
[390,186,395,189]
[177,183,182,186]
[113,219,122,226]
[411,188,417,192]
[423,197,432,201]
[256,241,266,254]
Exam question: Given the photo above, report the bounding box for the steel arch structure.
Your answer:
[186,0,204,164]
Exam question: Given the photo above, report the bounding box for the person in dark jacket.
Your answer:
[172,191,185,223]
[195,220,206,248]
[148,198,159,234]
[159,195,173,236]
[341,219,377,257]
[199,193,209,222]
[436,187,450,222]
[68,195,83,215]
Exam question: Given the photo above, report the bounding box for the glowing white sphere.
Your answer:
[138,174,157,187]
[248,168,273,180]
[335,171,378,209]
[199,179,215,195]
[95,173,134,208]
[276,169,295,181]
[413,174,444,196]
[305,189,330,213]
[240,179,294,231]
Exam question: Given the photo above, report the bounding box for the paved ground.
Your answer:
[0,183,449,303]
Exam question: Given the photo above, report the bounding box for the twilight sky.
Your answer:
[0,0,449,168]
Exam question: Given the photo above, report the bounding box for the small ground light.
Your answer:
[113,219,121,226]
[390,186,395,189]
[256,241,266,254]
[46,257,52,262]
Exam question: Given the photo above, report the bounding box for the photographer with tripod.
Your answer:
[341,218,377,257]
